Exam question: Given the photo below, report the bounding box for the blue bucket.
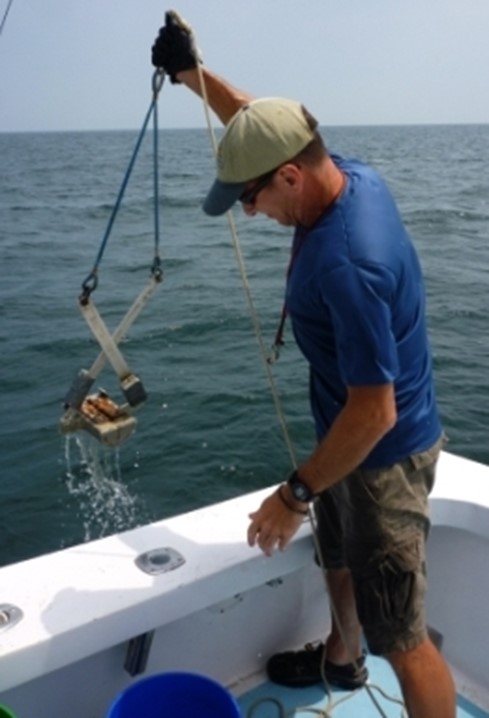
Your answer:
[106,671,242,718]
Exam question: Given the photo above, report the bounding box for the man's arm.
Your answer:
[175,67,254,125]
[247,383,397,555]
[293,383,396,499]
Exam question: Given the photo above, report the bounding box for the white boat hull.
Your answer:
[0,451,488,717]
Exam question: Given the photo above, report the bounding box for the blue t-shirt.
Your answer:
[285,154,441,469]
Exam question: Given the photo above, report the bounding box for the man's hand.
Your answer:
[151,10,201,83]
[247,489,306,556]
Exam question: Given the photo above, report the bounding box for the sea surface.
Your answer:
[1,123,488,568]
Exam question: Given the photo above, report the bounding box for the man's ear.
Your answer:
[278,163,301,187]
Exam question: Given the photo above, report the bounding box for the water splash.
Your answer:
[63,433,142,542]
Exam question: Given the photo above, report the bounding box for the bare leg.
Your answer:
[387,637,455,718]
[325,567,363,663]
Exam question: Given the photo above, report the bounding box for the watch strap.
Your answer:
[287,469,315,503]
[277,485,308,516]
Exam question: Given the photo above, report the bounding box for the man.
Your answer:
[152,12,455,718]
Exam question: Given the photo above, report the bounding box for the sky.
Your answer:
[1,0,489,132]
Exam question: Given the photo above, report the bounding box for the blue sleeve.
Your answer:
[321,261,399,386]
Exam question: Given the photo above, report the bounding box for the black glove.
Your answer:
[151,10,200,83]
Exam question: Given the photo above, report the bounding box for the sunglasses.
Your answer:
[239,168,278,206]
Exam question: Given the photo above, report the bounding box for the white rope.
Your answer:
[191,42,298,471]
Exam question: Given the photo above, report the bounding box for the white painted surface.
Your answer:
[0,450,488,717]
[430,451,489,537]
[427,451,489,694]
[0,485,313,694]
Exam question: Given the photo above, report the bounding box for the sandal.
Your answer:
[266,642,368,690]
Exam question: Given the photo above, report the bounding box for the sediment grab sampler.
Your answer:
[59,70,166,447]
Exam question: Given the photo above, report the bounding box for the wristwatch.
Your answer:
[287,470,314,503]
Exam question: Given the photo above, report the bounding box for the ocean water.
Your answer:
[0,124,488,568]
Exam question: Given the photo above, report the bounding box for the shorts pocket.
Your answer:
[352,537,427,655]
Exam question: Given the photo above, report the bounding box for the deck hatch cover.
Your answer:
[134,547,185,575]
[0,604,23,633]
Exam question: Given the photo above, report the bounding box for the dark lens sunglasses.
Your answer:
[239,168,278,206]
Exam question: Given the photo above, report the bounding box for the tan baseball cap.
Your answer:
[203,97,317,216]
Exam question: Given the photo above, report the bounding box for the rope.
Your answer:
[308,507,403,718]
[80,70,165,301]
[0,0,14,37]
[192,41,298,471]
[151,71,163,280]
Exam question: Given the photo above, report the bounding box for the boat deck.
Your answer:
[237,654,489,717]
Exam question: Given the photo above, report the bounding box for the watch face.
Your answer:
[294,484,306,501]
[289,477,312,502]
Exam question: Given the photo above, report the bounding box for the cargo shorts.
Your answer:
[314,435,445,656]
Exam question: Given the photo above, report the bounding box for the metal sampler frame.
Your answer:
[60,70,165,446]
